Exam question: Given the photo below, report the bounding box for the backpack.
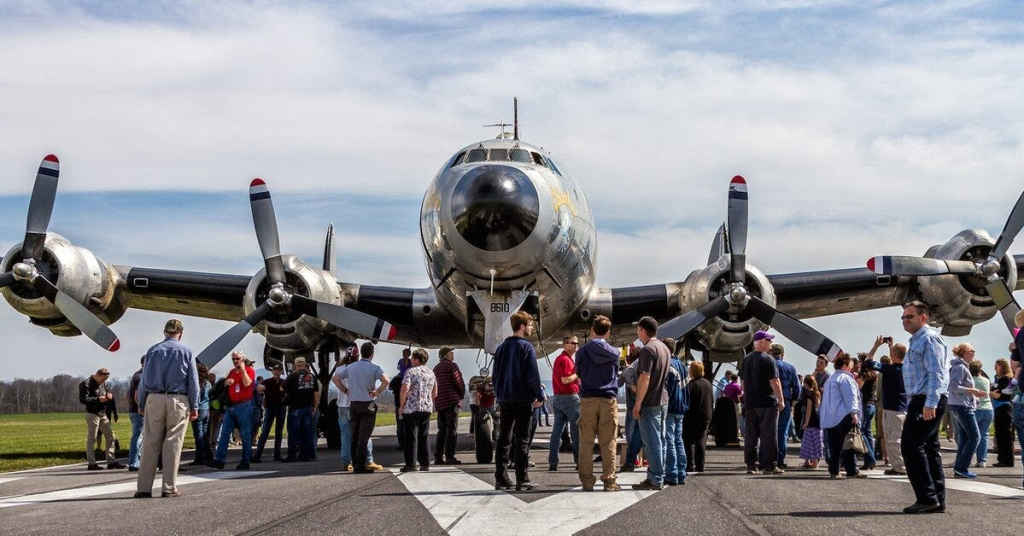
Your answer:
[209,378,228,411]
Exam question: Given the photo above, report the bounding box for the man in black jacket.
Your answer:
[79,368,124,470]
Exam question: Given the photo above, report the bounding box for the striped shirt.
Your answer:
[903,326,949,409]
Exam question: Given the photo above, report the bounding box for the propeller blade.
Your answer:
[196,300,274,368]
[658,297,730,341]
[989,190,1024,262]
[866,256,977,276]
[32,276,120,352]
[727,176,748,283]
[746,296,841,359]
[323,223,336,274]
[21,154,60,260]
[290,294,397,342]
[249,178,286,285]
[707,223,728,266]
[986,278,1022,334]
[0,272,14,289]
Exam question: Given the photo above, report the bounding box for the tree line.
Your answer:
[0,375,129,414]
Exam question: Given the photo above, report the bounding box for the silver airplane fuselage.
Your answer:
[420,137,596,342]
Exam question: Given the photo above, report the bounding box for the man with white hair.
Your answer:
[209,350,255,470]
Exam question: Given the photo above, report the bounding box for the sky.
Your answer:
[0,0,1023,382]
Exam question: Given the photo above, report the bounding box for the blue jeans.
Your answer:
[974,408,993,464]
[337,406,373,465]
[664,413,687,484]
[861,404,877,466]
[255,404,285,460]
[128,412,144,469]
[287,406,314,460]
[624,404,643,465]
[638,405,668,486]
[776,401,793,466]
[548,394,580,465]
[191,409,211,464]
[308,408,319,460]
[216,400,253,464]
[1013,402,1024,472]
[950,406,980,473]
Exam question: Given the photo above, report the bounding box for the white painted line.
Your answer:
[0,471,275,509]
[867,471,1024,499]
[0,478,23,485]
[392,466,658,536]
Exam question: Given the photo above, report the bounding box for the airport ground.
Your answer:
[1,419,1022,536]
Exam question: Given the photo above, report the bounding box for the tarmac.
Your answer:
[1,420,1022,536]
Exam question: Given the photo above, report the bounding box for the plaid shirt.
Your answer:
[433,358,466,410]
[903,325,949,409]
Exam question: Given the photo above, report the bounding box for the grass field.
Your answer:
[0,411,408,474]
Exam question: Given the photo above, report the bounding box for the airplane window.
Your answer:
[546,158,562,176]
[488,148,510,161]
[466,149,487,163]
[510,149,531,163]
[531,152,546,166]
[449,152,466,168]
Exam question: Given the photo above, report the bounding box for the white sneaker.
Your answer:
[975,462,987,468]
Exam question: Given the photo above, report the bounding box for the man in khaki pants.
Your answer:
[79,368,123,470]
[135,319,199,498]
[575,315,622,492]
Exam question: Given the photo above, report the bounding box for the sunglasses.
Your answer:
[567,342,579,346]
[900,314,916,321]
[231,358,242,362]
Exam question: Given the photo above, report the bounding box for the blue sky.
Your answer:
[1,0,1023,381]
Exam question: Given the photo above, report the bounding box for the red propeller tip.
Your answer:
[731,175,745,184]
[108,339,121,352]
[386,325,397,341]
[250,178,266,187]
[866,258,876,271]
[44,154,59,163]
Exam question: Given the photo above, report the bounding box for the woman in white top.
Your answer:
[399,348,438,472]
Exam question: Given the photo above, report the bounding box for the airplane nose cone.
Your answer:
[451,165,540,251]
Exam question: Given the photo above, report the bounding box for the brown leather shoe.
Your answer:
[603,482,621,492]
[161,489,183,498]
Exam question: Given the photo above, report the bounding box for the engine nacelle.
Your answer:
[679,255,777,353]
[242,254,342,354]
[1,233,127,337]
[918,229,1018,331]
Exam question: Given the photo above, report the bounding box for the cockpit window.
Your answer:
[510,149,532,163]
[466,148,487,163]
[531,152,546,166]
[449,151,466,169]
[546,158,562,176]
[488,148,509,161]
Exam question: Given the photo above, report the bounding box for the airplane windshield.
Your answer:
[510,149,531,163]
[488,148,509,161]
[466,149,487,163]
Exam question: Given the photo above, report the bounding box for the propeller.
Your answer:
[196,179,397,368]
[867,190,1024,332]
[0,155,120,351]
[660,176,842,359]
[707,222,728,266]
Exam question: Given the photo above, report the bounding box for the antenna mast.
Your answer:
[513,97,519,140]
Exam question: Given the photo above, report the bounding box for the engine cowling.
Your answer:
[678,255,777,353]
[242,254,342,353]
[917,229,1018,333]
[0,233,127,337]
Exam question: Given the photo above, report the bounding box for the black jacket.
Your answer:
[79,377,108,415]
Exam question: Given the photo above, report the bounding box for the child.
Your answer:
[799,376,823,469]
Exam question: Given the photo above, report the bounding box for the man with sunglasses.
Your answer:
[548,335,581,471]
[899,301,950,514]
[210,350,255,470]
[80,368,123,470]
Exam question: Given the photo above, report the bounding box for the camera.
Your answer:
[882,336,893,343]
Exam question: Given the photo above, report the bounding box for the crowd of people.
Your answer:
[75,302,1024,513]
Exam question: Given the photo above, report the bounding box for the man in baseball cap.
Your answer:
[741,330,785,475]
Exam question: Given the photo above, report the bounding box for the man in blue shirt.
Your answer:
[492,310,544,491]
[770,343,800,469]
[135,319,199,499]
[899,301,950,514]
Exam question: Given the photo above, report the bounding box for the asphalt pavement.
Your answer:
[1,421,1022,536]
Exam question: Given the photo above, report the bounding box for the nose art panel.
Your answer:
[451,165,539,251]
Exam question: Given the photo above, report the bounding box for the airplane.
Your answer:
[2,111,1024,387]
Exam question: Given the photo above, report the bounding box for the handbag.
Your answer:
[843,425,867,453]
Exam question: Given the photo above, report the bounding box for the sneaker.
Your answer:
[344,464,353,471]
[133,491,152,499]
[128,466,139,472]
[764,467,785,475]
[107,462,126,470]
[854,472,868,479]
[419,465,430,472]
[603,483,621,492]
[883,469,906,476]
[830,474,846,479]
[161,489,183,498]
[495,480,514,491]
[516,481,538,491]
[632,479,663,491]
[87,464,102,471]
[399,465,418,473]
[367,462,384,471]
[445,458,463,465]
[746,467,757,475]
[619,464,635,472]
[903,502,942,514]
[952,469,978,479]
[548,464,558,472]
[975,462,987,468]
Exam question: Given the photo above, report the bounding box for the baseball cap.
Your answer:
[293,357,307,366]
[632,316,658,336]
[752,330,775,342]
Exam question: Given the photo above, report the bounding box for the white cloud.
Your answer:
[1,1,1023,380]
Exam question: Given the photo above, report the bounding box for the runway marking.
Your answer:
[0,471,275,509]
[392,466,659,535]
[867,472,1024,499]
[0,478,23,485]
